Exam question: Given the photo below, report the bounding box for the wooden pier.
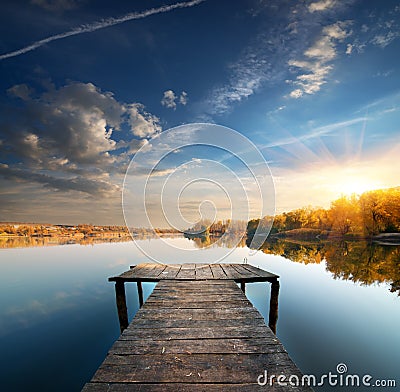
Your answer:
[82,263,312,391]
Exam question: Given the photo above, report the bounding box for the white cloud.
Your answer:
[308,0,336,13]
[304,36,336,61]
[5,82,123,166]
[289,89,303,99]
[345,43,353,54]
[180,91,188,105]
[288,21,351,98]
[323,23,351,40]
[1,82,161,197]
[161,90,177,109]
[127,103,161,137]
[161,90,188,109]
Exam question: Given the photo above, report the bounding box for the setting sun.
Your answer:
[336,178,382,196]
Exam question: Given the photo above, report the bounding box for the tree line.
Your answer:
[247,187,400,239]
[185,219,247,236]
[0,223,130,237]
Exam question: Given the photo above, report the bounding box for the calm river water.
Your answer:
[0,236,399,391]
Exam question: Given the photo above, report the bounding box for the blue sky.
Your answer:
[0,0,399,225]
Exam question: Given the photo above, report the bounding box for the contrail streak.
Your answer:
[0,0,206,61]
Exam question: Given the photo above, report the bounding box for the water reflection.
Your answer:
[0,233,181,249]
[184,233,247,248]
[252,239,400,296]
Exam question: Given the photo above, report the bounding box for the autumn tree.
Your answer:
[328,195,361,236]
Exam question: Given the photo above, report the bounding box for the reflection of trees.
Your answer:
[185,233,247,249]
[257,239,325,264]
[0,233,184,249]
[325,242,400,290]
[256,239,400,296]
[0,235,133,249]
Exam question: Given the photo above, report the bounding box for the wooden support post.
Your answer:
[268,279,279,334]
[115,281,128,333]
[240,281,246,293]
[137,281,144,307]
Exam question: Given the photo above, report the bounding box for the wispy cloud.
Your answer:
[345,5,400,53]
[0,0,206,61]
[264,117,368,148]
[354,91,400,118]
[206,50,272,115]
[288,21,352,98]
[201,12,296,116]
[308,117,368,135]
[198,0,357,116]
[371,30,400,48]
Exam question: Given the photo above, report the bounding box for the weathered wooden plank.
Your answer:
[120,325,272,340]
[141,301,252,309]
[127,264,157,276]
[146,296,247,303]
[209,263,228,279]
[129,317,267,329]
[151,285,241,292]
[175,263,197,280]
[143,292,251,303]
[160,278,232,284]
[195,264,213,279]
[133,307,264,321]
[141,300,251,309]
[241,264,279,279]
[152,286,239,293]
[220,264,244,279]
[230,264,257,278]
[92,352,304,384]
[109,264,163,282]
[151,280,239,291]
[110,268,136,280]
[147,294,246,302]
[156,264,181,279]
[109,337,283,355]
[133,264,166,278]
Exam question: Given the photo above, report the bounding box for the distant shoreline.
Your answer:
[0,222,180,239]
